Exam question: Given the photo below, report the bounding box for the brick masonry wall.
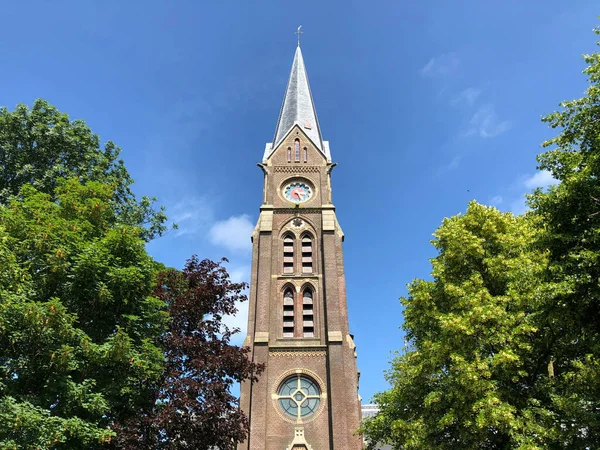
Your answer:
[239,127,362,450]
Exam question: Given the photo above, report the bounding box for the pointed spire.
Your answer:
[272,44,324,154]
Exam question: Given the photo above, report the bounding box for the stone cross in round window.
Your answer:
[277,374,321,419]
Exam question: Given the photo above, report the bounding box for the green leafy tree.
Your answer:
[526,24,600,448]
[0,179,167,449]
[364,26,600,450]
[0,99,167,241]
[0,100,259,449]
[362,203,553,449]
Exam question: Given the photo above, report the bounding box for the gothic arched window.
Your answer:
[294,139,300,161]
[301,235,313,274]
[283,235,294,274]
[283,288,295,338]
[287,147,292,162]
[303,147,308,162]
[302,289,314,338]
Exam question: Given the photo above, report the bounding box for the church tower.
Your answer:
[239,41,362,450]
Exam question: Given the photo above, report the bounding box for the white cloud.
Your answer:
[170,196,214,237]
[452,87,482,107]
[228,266,250,284]
[494,171,559,216]
[223,264,251,345]
[209,214,254,253]
[420,53,460,78]
[523,170,558,189]
[436,156,461,175]
[447,156,461,170]
[467,104,512,138]
[490,195,504,206]
[510,197,528,215]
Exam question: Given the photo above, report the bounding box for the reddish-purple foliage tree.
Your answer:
[113,257,263,449]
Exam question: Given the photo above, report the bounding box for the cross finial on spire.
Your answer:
[296,25,303,46]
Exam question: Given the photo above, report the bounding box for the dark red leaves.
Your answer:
[113,257,264,450]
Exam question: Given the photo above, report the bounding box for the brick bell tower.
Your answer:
[238,40,362,450]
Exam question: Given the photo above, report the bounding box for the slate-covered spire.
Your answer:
[272,44,324,153]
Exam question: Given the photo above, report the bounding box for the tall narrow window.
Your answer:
[294,139,300,161]
[303,289,314,337]
[302,235,313,273]
[287,147,292,162]
[283,235,294,274]
[303,147,308,162]
[283,289,295,338]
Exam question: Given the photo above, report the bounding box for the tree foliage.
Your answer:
[362,204,552,449]
[364,25,600,450]
[0,99,167,240]
[0,99,261,449]
[113,257,264,450]
[526,24,600,448]
[0,179,167,449]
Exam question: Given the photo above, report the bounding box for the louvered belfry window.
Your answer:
[283,289,295,338]
[283,235,294,274]
[302,235,313,273]
[302,289,314,337]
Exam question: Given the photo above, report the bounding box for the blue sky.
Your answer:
[2,0,598,402]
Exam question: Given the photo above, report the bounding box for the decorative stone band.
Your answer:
[274,166,320,173]
[270,350,326,358]
[274,208,322,214]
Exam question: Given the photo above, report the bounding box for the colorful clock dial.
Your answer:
[284,182,312,203]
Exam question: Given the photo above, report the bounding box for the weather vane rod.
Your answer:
[296,25,303,46]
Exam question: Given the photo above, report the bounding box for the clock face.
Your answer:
[284,182,312,203]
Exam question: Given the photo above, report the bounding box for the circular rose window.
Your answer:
[277,374,321,419]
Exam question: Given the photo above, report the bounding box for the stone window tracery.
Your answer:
[277,374,321,419]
